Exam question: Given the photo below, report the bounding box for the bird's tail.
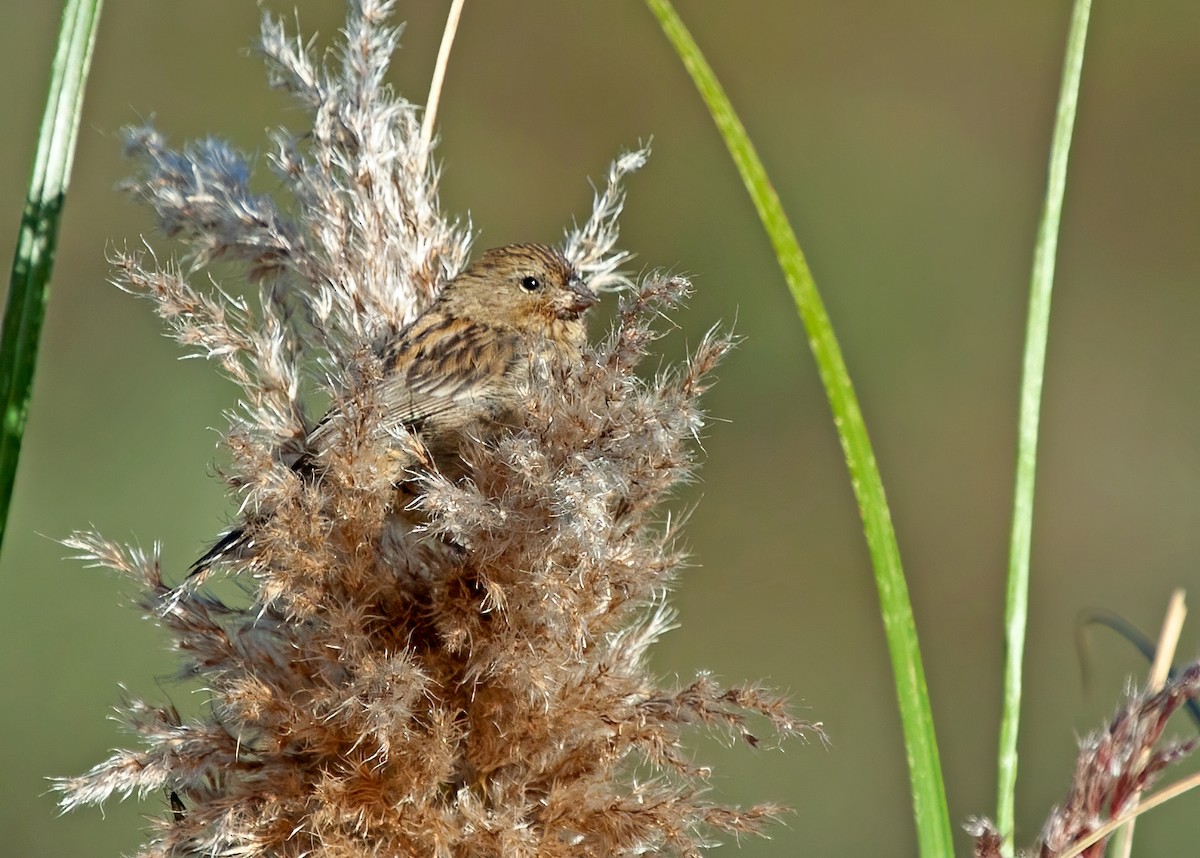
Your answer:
[186,449,314,583]
[187,526,249,579]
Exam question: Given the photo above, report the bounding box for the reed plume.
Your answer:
[56,3,814,855]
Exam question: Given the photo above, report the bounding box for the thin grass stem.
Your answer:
[419,0,466,172]
[996,3,1091,851]
[1111,590,1187,858]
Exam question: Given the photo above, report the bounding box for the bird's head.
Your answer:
[442,244,598,340]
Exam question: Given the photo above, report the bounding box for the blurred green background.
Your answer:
[3,1,1200,855]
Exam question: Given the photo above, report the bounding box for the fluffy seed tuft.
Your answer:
[58,4,816,856]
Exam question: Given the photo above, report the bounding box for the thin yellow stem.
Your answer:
[419,0,466,172]
[1111,589,1187,858]
[1148,591,1188,688]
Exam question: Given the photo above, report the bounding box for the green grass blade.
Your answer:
[996,3,1091,852]
[0,0,103,554]
[643,1,952,854]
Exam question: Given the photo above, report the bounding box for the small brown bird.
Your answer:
[190,243,597,574]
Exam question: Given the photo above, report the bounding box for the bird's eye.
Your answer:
[519,276,542,292]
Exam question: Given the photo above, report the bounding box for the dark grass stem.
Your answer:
[643,1,953,854]
[997,1,1091,851]
[0,0,103,555]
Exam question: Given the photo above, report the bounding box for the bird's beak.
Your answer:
[564,277,599,317]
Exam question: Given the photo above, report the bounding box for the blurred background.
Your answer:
[3,1,1199,855]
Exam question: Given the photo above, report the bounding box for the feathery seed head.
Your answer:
[58,4,814,856]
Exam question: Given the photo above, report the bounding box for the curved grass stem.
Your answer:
[644,1,952,854]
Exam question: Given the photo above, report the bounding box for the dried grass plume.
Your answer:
[57,3,817,855]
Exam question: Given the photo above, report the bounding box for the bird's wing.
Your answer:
[306,322,520,453]
[378,321,520,430]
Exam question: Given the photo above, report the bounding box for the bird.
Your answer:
[188,243,598,576]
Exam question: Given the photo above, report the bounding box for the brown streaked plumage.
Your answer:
[190,244,596,575]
